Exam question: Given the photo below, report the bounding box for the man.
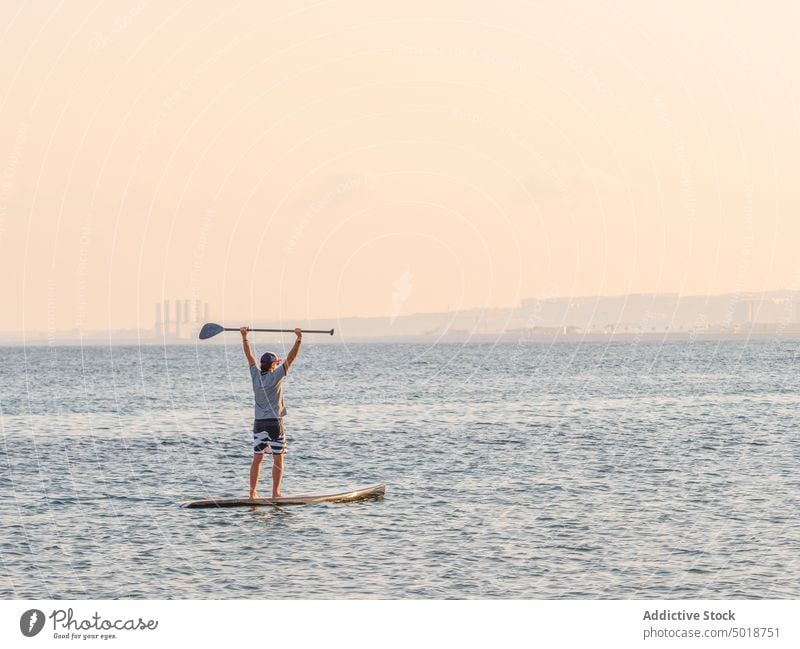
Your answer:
[240,325,302,499]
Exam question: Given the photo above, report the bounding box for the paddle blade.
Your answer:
[199,322,225,339]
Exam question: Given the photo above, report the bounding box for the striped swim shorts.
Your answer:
[253,418,286,455]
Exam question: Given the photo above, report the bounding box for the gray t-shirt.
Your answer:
[249,364,288,419]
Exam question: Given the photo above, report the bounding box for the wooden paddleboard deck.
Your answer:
[181,482,385,509]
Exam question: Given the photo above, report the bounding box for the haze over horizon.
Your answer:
[1,1,798,332]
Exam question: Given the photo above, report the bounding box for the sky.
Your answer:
[1,0,798,332]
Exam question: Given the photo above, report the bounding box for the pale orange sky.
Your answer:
[1,0,798,331]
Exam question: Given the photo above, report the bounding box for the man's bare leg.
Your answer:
[272,454,284,498]
[250,453,264,499]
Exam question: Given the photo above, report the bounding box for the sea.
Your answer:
[1,339,798,599]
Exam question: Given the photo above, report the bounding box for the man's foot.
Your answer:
[273,492,283,498]
[249,493,259,500]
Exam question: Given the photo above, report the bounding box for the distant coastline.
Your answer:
[5,290,800,345]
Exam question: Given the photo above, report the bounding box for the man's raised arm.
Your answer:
[283,328,303,372]
[240,326,257,367]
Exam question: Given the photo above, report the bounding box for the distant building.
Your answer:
[154,299,209,338]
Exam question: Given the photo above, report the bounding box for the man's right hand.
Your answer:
[241,326,256,366]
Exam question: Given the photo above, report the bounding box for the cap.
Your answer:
[260,351,283,366]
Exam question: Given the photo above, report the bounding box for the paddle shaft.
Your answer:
[230,327,334,335]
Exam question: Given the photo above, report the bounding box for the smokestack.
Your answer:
[175,301,182,338]
[183,299,190,323]
[195,299,202,324]
[154,303,162,337]
[164,300,171,337]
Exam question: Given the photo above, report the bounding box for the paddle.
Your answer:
[199,322,334,340]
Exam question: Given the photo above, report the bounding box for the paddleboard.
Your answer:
[180,482,385,509]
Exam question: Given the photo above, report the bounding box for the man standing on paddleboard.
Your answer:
[240,325,302,499]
